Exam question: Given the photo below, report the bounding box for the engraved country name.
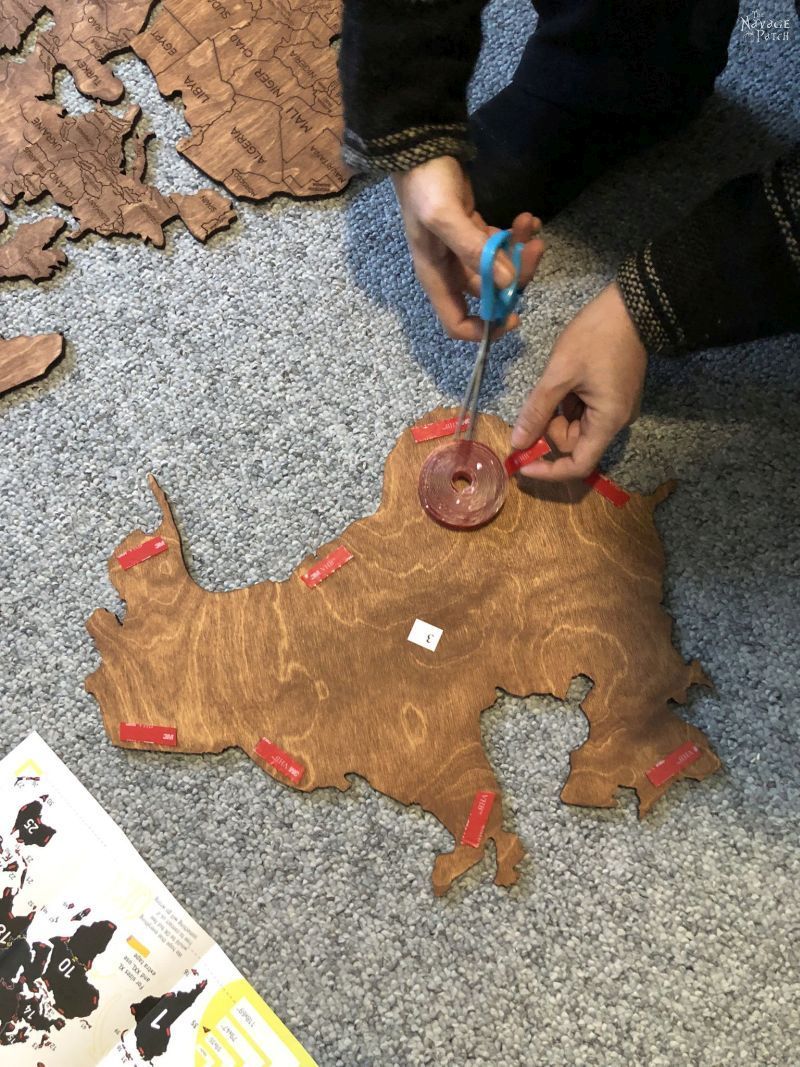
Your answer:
[310,144,346,184]
[75,57,100,87]
[206,0,231,17]
[253,68,282,98]
[230,126,266,164]
[184,76,210,103]
[30,116,62,151]
[231,169,257,197]
[289,49,316,81]
[230,33,253,58]
[149,30,178,56]
[85,13,128,48]
[284,106,311,134]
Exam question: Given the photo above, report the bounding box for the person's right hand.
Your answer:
[393,156,544,342]
[510,282,648,479]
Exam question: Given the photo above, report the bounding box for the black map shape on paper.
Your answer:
[0,919,117,1043]
[0,937,67,1043]
[13,801,55,848]
[42,920,116,1018]
[0,887,34,947]
[132,979,207,1061]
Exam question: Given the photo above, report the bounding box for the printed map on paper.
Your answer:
[0,732,316,1066]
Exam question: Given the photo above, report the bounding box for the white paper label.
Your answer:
[407,618,443,652]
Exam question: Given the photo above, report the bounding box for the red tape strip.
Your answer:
[460,790,496,848]
[504,438,551,475]
[411,415,469,443]
[117,537,168,570]
[646,741,702,788]
[301,546,353,588]
[119,723,177,747]
[583,470,630,508]
[255,738,305,784]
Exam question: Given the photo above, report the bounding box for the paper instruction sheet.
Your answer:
[0,732,317,1066]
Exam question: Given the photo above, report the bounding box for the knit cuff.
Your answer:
[616,147,800,356]
[342,124,474,175]
[616,245,683,355]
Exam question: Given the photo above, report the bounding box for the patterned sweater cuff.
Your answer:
[617,147,800,356]
[616,247,683,355]
[342,124,474,175]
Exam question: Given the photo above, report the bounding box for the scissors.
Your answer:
[454,229,524,441]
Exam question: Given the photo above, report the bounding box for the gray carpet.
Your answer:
[1,3,799,1064]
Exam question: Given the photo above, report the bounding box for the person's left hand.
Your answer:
[510,282,648,479]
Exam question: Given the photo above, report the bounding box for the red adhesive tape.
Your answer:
[646,741,702,788]
[504,438,551,475]
[119,723,177,747]
[255,738,305,784]
[301,546,353,588]
[460,790,496,848]
[583,470,630,508]
[411,415,470,443]
[117,537,168,570]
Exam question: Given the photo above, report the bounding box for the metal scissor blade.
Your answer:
[455,321,492,442]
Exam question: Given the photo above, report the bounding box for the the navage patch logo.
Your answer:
[739,8,793,42]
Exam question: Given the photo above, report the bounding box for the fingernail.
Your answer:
[510,430,526,448]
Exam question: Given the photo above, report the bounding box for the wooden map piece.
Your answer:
[0,0,156,103]
[0,333,64,394]
[86,410,720,896]
[132,0,352,200]
[0,212,67,282]
[0,46,236,247]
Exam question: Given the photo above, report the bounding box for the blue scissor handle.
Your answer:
[479,229,524,324]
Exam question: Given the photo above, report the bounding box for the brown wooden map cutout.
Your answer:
[86,410,720,895]
[0,14,235,264]
[0,0,156,102]
[0,333,64,394]
[132,0,351,200]
[0,210,67,283]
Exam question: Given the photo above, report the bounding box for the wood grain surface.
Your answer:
[86,409,720,895]
[0,334,64,395]
[132,0,351,200]
[0,213,67,283]
[0,37,235,251]
[0,0,156,103]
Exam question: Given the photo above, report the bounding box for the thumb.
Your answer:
[427,207,515,288]
[511,371,570,449]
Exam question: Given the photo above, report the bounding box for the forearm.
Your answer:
[617,146,800,354]
[338,0,486,174]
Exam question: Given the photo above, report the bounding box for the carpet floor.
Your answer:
[1,3,798,1064]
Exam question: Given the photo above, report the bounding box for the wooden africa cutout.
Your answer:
[86,410,720,896]
[0,333,64,394]
[132,0,351,200]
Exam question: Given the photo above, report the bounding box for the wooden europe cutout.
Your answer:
[132,0,351,200]
[86,410,720,896]
[0,33,235,260]
[0,0,156,102]
[0,333,64,394]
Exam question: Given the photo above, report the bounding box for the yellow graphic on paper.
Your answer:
[196,979,317,1067]
[127,935,150,958]
[106,871,155,919]
[13,758,42,778]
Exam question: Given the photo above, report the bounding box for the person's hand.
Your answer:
[393,156,544,342]
[511,282,647,479]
